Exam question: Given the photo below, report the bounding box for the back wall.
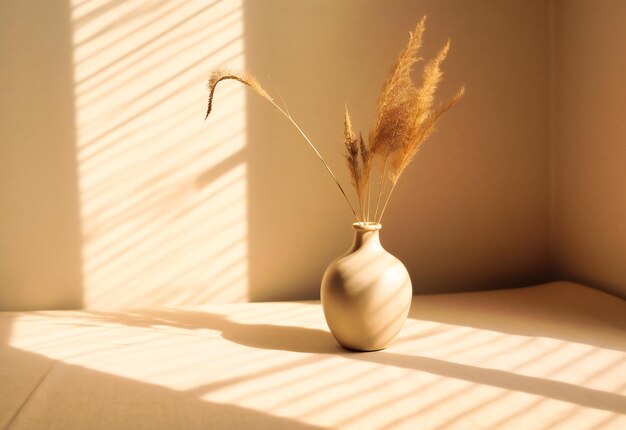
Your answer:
[1,0,551,310]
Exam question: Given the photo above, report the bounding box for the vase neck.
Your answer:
[350,223,382,252]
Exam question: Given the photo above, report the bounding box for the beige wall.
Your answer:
[0,0,83,310]
[245,0,551,299]
[550,0,626,299]
[1,0,553,309]
[1,0,249,310]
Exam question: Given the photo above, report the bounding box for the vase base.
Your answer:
[339,343,389,352]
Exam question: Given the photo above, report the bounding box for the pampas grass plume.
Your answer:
[204,17,463,224]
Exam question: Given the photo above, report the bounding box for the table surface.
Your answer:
[1,281,625,429]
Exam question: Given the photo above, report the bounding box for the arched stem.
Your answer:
[267,99,362,223]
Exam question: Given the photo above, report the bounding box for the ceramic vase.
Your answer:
[321,222,412,351]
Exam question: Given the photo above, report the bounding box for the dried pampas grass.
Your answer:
[344,107,362,212]
[369,17,426,158]
[206,69,361,221]
[204,16,463,224]
[368,18,464,222]
[206,70,272,119]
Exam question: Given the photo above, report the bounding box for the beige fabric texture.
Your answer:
[1,281,625,429]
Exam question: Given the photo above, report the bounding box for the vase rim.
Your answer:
[352,222,382,231]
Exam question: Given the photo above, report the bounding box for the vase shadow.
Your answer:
[81,308,344,354]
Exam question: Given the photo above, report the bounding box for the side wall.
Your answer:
[551,0,626,299]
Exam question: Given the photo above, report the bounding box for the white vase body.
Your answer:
[321,223,412,351]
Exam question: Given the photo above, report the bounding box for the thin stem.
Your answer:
[268,77,291,117]
[356,185,364,222]
[267,99,362,223]
[365,181,371,222]
[359,190,366,222]
[366,157,374,222]
[377,180,398,224]
[373,155,388,221]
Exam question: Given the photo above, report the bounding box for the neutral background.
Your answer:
[550,0,626,300]
[0,0,623,310]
